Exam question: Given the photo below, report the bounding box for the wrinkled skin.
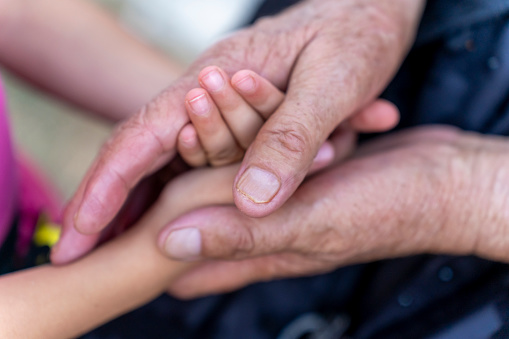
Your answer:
[53,0,424,264]
[160,126,509,299]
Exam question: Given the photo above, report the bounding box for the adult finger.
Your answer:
[52,157,102,263]
[158,197,312,262]
[53,157,188,264]
[51,220,100,265]
[167,254,320,299]
[65,76,194,236]
[159,159,348,262]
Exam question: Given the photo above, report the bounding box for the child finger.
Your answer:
[199,66,264,149]
[177,124,208,167]
[185,88,244,166]
[231,70,285,120]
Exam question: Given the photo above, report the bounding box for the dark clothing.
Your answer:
[0,217,51,275]
[83,1,509,338]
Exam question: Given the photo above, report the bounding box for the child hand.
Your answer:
[178,67,284,167]
[177,66,400,167]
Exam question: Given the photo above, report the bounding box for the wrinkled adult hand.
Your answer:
[53,0,424,263]
[159,126,509,298]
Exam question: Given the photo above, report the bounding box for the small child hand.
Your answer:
[178,66,284,167]
[177,66,400,168]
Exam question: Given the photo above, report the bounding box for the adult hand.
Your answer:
[159,126,509,298]
[54,0,424,263]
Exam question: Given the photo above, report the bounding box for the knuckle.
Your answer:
[208,147,244,167]
[204,215,256,259]
[139,106,169,154]
[231,226,256,257]
[263,121,314,162]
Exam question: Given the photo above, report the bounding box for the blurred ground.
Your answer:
[5,0,256,201]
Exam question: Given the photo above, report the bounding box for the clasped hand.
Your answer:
[161,126,509,298]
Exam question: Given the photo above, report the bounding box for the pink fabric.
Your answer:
[0,76,61,253]
[15,154,61,256]
[0,77,18,246]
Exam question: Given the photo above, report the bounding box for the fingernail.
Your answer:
[188,94,210,116]
[164,228,202,260]
[234,75,255,93]
[201,70,224,92]
[236,166,281,204]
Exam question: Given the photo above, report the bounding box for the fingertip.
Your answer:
[349,99,400,132]
[178,124,199,149]
[370,100,400,130]
[185,88,207,101]
[185,88,211,117]
[383,101,401,129]
[50,225,99,265]
[231,70,257,94]
[233,165,286,218]
[159,227,203,261]
[198,65,221,80]
[157,210,217,261]
[231,70,284,119]
[72,170,129,236]
[177,126,207,167]
[199,66,227,93]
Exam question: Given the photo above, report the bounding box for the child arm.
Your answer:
[0,0,180,121]
[0,165,237,338]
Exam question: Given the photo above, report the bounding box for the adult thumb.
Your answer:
[232,92,346,217]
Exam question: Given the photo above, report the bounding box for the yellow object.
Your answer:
[33,220,61,248]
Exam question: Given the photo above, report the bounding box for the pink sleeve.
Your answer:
[0,77,18,247]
